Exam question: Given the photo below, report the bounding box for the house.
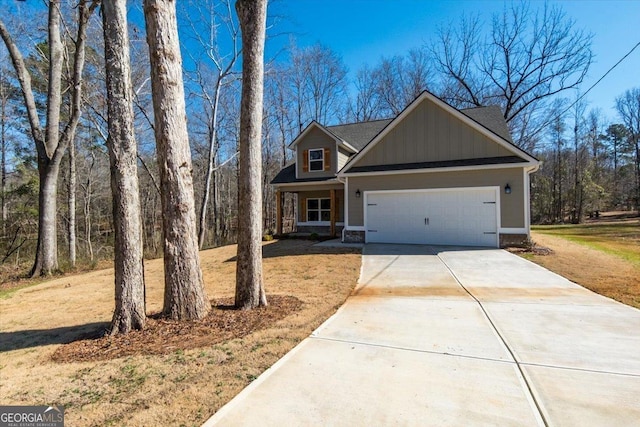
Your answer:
[271,91,540,247]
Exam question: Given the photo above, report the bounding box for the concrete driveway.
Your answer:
[203,244,640,426]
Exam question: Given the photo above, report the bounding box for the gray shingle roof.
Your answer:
[270,163,338,185]
[272,94,533,185]
[344,156,527,174]
[327,119,393,151]
[324,106,513,152]
[461,105,513,143]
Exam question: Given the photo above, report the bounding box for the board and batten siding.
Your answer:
[347,168,524,228]
[353,97,513,168]
[296,127,337,179]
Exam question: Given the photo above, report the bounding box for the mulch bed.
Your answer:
[506,244,554,256]
[51,295,302,363]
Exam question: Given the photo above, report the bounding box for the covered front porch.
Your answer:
[275,184,345,238]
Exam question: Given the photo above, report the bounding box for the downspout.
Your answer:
[336,174,347,242]
[525,163,541,237]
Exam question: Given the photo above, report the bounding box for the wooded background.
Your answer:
[1,1,638,276]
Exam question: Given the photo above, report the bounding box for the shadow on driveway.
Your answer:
[362,243,498,256]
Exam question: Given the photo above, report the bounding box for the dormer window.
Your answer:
[302,148,331,173]
[309,149,324,171]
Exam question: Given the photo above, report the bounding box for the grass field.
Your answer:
[528,213,640,309]
[532,220,640,265]
[0,240,362,427]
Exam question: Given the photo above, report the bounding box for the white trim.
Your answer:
[363,186,500,247]
[499,227,528,234]
[339,140,358,153]
[298,221,344,227]
[344,226,365,231]
[308,148,325,172]
[342,161,536,178]
[274,180,342,188]
[524,167,537,236]
[496,189,502,245]
[524,168,530,235]
[344,177,350,227]
[338,91,538,177]
[362,186,500,196]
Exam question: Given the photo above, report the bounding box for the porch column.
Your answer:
[276,190,283,235]
[330,188,336,237]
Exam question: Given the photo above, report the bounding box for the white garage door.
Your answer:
[365,188,498,247]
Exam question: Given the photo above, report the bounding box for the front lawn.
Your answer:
[532,217,640,265]
[528,213,640,309]
[0,240,361,426]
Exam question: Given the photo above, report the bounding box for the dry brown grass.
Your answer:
[0,240,361,426]
[528,231,640,309]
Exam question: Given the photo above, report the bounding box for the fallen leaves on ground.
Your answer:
[52,295,302,363]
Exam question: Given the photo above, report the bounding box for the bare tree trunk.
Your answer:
[235,0,267,309]
[0,1,95,277]
[572,122,580,224]
[616,89,640,211]
[84,191,93,261]
[213,168,219,246]
[68,137,77,267]
[0,69,7,235]
[103,0,146,335]
[186,1,240,250]
[33,161,61,275]
[198,77,222,249]
[635,136,640,211]
[33,2,65,276]
[81,151,96,261]
[144,0,209,320]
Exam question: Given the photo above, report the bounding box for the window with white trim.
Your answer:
[308,148,324,171]
[307,198,331,222]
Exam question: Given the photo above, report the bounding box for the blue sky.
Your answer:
[4,0,639,121]
[268,0,640,121]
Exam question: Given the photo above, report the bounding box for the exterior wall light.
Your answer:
[355,189,361,198]
[505,183,512,194]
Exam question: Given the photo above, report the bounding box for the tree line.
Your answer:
[0,0,638,285]
[1,0,267,335]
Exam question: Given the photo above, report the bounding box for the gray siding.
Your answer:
[337,147,350,171]
[347,168,524,228]
[296,127,337,179]
[353,97,514,168]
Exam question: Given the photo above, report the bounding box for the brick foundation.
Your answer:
[343,230,365,243]
[296,225,343,236]
[499,233,529,248]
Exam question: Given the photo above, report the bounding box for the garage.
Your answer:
[365,187,499,247]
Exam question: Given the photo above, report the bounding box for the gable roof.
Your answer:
[288,121,359,153]
[461,105,512,143]
[288,121,338,148]
[327,119,393,151]
[339,91,538,176]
